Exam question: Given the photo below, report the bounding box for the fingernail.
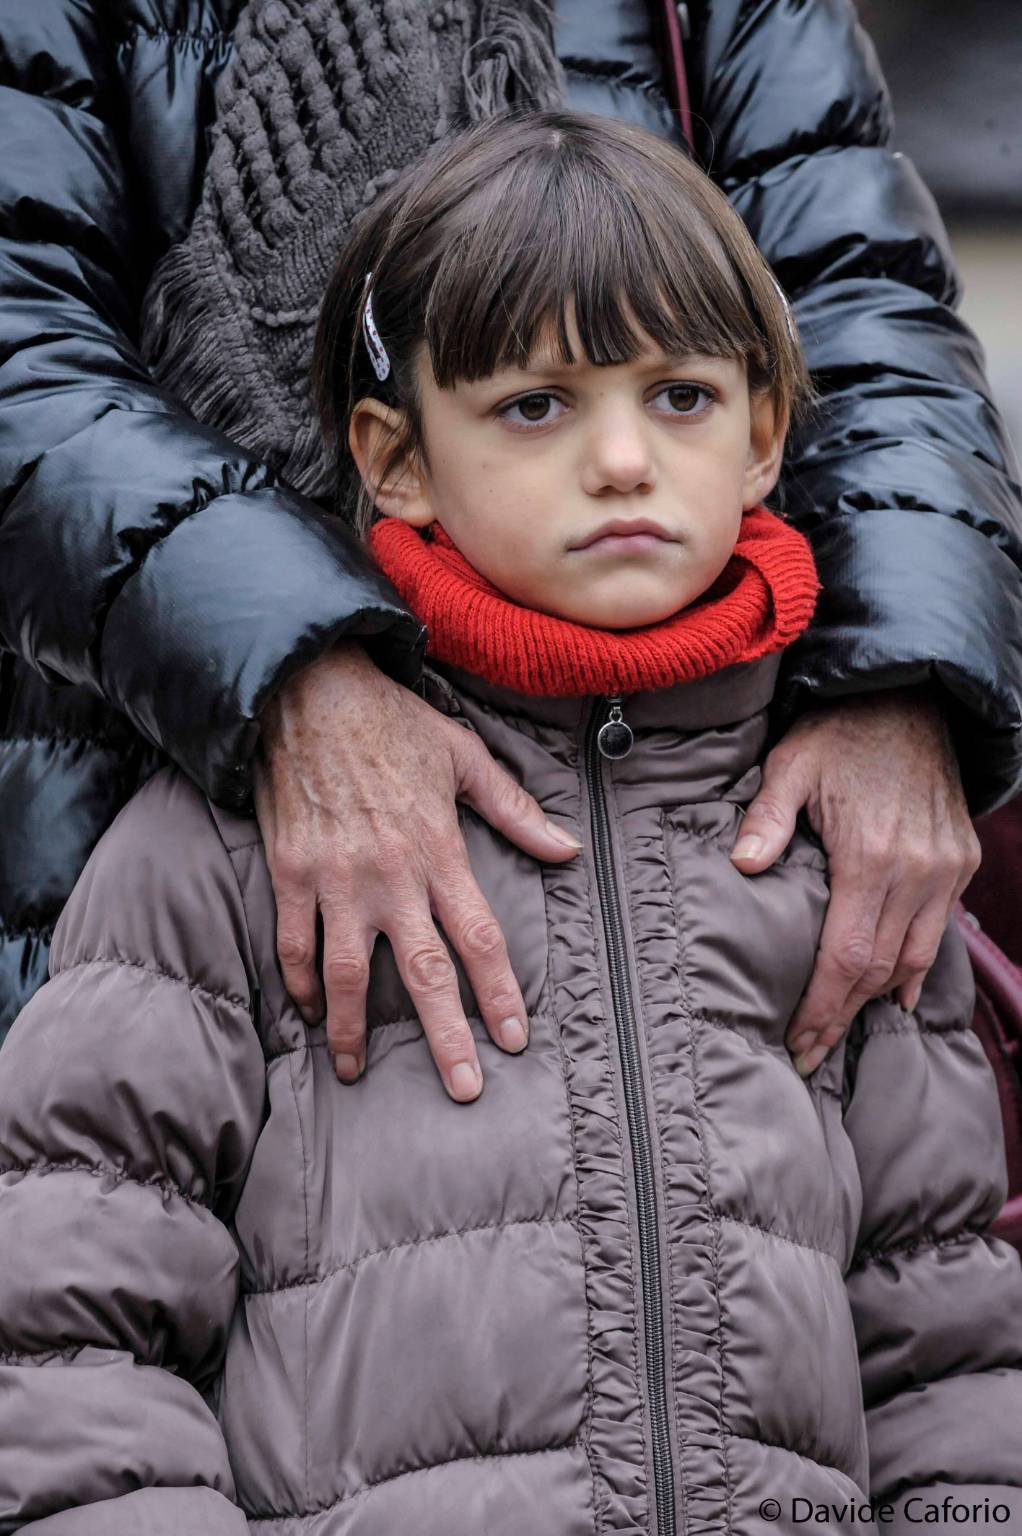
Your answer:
[499,1017,528,1052]
[904,981,923,1012]
[335,1053,361,1083]
[795,1044,827,1078]
[450,1062,482,1101]
[546,819,582,849]
[789,1031,815,1056]
[732,835,763,861]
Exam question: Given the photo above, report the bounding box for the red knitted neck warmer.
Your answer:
[369,504,820,697]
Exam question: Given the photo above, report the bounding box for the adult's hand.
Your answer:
[254,642,581,1102]
[729,685,981,1077]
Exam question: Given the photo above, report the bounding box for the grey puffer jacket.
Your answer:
[1,653,1021,1536]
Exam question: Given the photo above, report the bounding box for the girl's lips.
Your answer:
[571,518,678,552]
[580,531,675,555]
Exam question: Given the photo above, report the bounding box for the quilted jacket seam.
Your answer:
[244,1439,584,1524]
[0,1344,94,1365]
[726,1430,857,1484]
[865,1362,1022,1423]
[712,77,891,185]
[849,1223,993,1274]
[689,1008,811,1068]
[222,1016,555,1059]
[718,1212,842,1266]
[0,1157,206,1211]
[51,953,249,1015]
[264,1039,330,1061]
[452,687,586,750]
[721,140,886,199]
[243,1214,577,1299]
[665,814,827,870]
[797,498,1022,590]
[717,131,888,197]
[860,1018,974,1037]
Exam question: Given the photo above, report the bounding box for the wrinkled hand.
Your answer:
[254,643,581,1102]
[729,685,981,1077]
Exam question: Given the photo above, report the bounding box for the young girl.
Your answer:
[1,112,1020,1535]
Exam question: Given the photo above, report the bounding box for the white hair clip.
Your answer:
[361,271,391,382]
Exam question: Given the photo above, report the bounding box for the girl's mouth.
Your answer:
[571,517,678,553]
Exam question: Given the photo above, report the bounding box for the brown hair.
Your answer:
[312,110,812,536]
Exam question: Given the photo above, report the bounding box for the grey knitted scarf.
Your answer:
[140,0,565,497]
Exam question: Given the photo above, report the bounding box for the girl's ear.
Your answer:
[742,390,789,509]
[348,398,435,527]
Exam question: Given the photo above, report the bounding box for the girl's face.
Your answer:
[350,314,786,628]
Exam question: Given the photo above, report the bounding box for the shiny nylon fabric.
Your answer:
[1,0,1021,1042]
[1,656,1021,1532]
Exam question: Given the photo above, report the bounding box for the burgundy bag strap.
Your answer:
[953,904,1022,1252]
[657,0,695,150]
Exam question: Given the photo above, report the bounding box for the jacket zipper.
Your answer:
[586,695,676,1536]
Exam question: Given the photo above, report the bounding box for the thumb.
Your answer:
[731,753,808,873]
[453,729,582,862]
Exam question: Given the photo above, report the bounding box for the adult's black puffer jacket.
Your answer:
[1,0,1021,1041]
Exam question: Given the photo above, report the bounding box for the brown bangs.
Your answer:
[423,134,774,390]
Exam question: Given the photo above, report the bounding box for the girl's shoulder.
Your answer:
[49,766,256,1021]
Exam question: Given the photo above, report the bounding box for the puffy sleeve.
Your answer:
[842,919,1022,1520]
[0,2,424,810]
[690,0,1022,814]
[0,769,266,1531]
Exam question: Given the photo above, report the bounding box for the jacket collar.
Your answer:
[428,651,782,738]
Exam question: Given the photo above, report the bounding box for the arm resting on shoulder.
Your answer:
[692,0,1022,813]
[0,6,423,809]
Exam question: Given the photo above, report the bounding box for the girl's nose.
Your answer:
[581,409,657,497]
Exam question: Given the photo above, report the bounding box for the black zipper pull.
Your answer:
[597,695,634,760]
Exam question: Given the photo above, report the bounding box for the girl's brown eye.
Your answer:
[666,384,701,413]
[517,393,552,421]
[498,393,566,430]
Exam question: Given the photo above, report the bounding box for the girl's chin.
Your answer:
[555,571,707,628]
[514,565,713,629]
[588,609,689,630]
[548,592,705,630]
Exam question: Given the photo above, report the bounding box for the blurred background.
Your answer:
[855,0,1021,459]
